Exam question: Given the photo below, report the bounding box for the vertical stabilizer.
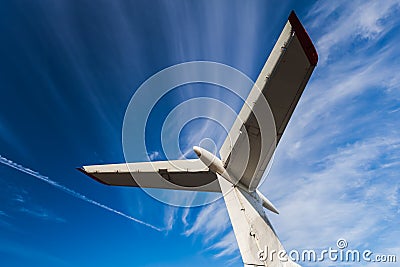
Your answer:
[218,176,300,267]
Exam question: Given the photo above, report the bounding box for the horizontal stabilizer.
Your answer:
[220,10,318,192]
[79,159,220,192]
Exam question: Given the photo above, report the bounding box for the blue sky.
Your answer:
[0,1,399,266]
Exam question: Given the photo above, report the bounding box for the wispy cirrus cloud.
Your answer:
[307,0,400,65]
[183,200,238,259]
[266,137,400,250]
[0,155,162,231]
[179,1,400,265]
[209,231,240,259]
[19,207,66,223]
[257,1,400,265]
[147,150,161,161]
[6,188,66,223]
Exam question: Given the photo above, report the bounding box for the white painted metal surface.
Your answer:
[220,12,317,193]
[79,11,317,267]
[80,159,219,192]
[218,175,300,267]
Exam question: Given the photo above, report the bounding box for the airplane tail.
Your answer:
[214,10,317,266]
[218,175,300,267]
[79,10,316,267]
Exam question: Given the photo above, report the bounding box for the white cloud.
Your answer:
[308,0,400,65]
[184,200,230,239]
[265,137,400,250]
[209,231,239,258]
[183,200,239,259]
[148,151,161,161]
[0,155,162,231]
[13,193,25,203]
[255,1,400,264]
[181,207,190,227]
[19,207,66,223]
[179,1,400,264]
[164,205,179,232]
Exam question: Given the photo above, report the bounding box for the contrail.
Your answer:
[0,155,162,231]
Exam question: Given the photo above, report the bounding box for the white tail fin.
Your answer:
[218,175,300,267]
[79,10,317,267]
